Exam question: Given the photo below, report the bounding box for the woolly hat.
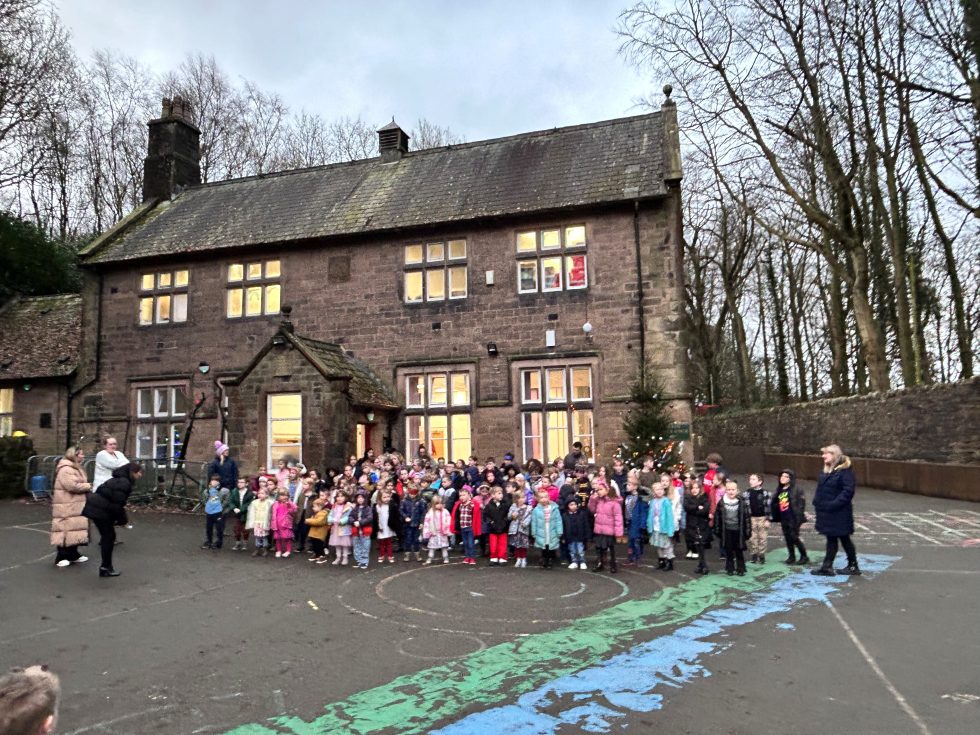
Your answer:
[214,440,229,456]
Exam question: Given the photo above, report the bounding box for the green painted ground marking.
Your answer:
[224,566,794,735]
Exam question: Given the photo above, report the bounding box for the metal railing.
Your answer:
[25,455,209,509]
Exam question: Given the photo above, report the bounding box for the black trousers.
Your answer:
[93,518,116,570]
[823,535,857,567]
[722,529,744,572]
[55,545,81,563]
[781,520,807,557]
[310,538,326,557]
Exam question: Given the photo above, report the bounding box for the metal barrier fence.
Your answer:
[25,455,209,509]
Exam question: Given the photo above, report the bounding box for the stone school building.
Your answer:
[62,92,690,471]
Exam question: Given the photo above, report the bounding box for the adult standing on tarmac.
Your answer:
[82,462,142,577]
[50,446,91,568]
[208,441,239,490]
[92,436,128,491]
[811,444,860,577]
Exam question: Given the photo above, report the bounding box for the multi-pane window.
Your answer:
[268,393,302,467]
[139,269,189,325]
[135,385,190,462]
[404,240,467,303]
[520,365,594,463]
[516,225,588,293]
[404,370,471,460]
[0,388,12,437]
[226,260,281,318]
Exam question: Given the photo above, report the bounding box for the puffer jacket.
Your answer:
[82,464,133,525]
[588,494,624,537]
[771,469,806,527]
[812,457,856,537]
[50,458,91,547]
[483,498,512,534]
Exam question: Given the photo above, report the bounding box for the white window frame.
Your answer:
[515,225,589,294]
[517,364,595,464]
[404,240,468,303]
[133,384,189,464]
[401,368,473,461]
[139,269,189,326]
[267,393,302,469]
[0,388,13,437]
[227,260,282,318]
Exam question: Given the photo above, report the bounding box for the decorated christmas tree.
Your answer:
[615,363,681,471]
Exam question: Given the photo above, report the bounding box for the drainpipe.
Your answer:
[67,273,104,447]
[633,200,647,376]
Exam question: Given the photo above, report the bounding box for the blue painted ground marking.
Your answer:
[433,555,898,735]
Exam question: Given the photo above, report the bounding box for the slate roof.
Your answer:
[289,334,400,410]
[81,112,667,265]
[0,294,82,380]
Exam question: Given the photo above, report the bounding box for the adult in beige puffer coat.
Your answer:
[50,447,92,567]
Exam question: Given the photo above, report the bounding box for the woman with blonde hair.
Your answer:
[811,444,860,576]
[50,446,92,567]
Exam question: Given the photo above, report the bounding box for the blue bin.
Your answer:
[30,475,50,498]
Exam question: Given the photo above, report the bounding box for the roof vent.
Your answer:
[377,118,409,162]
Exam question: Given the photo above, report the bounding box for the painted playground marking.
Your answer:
[431,556,900,735]
[224,567,802,735]
[827,598,932,735]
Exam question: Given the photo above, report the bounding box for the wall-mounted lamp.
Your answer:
[198,361,211,375]
[22,383,32,391]
[366,410,375,422]
[486,342,499,357]
[583,321,594,342]
[271,334,287,346]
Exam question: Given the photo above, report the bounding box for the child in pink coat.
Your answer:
[270,489,297,558]
[588,480,624,573]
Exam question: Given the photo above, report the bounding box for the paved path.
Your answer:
[0,482,977,734]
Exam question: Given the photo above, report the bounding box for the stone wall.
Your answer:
[694,377,979,465]
[693,378,980,500]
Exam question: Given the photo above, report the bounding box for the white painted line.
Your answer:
[0,551,55,573]
[932,511,980,528]
[854,521,876,534]
[11,525,50,535]
[826,600,933,735]
[63,704,178,734]
[887,569,980,574]
[870,513,943,545]
[911,515,968,537]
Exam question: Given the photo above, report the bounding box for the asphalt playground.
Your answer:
[1,478,978,735]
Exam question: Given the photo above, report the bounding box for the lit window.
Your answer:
[138,270,189,325]
[402,369,472,461]
[519,365,595,463]
[404,240,467,303]
[227,260,281,318]
[515,225,588,294]
[268,393,302,468]
[0,388,13,437]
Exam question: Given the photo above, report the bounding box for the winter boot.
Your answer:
[664,558,674,571]
[798,554,811,565]
[657,558,666,570]
[784,553,797,565]
[403,552,411,562]
[759,554,765,564]
[811,565,836,576]
[750,553,758,563]
[593,550,605,573]
[415,551,423,562]
[836,562,862,576]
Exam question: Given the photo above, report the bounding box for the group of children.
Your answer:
[199,449,809,576]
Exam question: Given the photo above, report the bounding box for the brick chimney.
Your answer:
[142,96,201,202]
[377,118,409,162]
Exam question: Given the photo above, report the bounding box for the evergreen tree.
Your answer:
[615,364,680,471]
[0,211,81,305]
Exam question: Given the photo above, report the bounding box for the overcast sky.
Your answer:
[57,0,660,143]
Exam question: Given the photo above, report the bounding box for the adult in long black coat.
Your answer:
[82,462,142,577]
[811,444,860,576]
